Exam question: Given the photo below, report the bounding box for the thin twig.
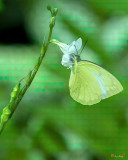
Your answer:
[0,6,58,134]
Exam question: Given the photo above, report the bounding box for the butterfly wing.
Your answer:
[69,61,123,105]
[80,61,123,99]
[69,63,102,105]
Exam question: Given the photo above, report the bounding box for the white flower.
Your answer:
[61,54,72,67]
[51,38,82,67]
[68,38,82,54]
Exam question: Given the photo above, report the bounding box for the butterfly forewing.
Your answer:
[80,61,123,99]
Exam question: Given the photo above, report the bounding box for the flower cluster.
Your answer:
[51,38,82,68]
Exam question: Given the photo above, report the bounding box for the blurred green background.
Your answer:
[0,0,128,160]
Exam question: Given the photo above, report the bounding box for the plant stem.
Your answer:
[0,7,57,134]
[10,28,53,117]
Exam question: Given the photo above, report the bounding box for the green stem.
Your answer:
[11,28,53,116]
[0,7,57,134]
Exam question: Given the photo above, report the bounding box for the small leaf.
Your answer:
[52,8,58,17]
[49,17,56,28]
[10,83,20,103]
[26,71,32,83]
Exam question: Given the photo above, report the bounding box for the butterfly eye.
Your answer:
[76,55,81,62]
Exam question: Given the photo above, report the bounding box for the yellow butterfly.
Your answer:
[51,38,123,105]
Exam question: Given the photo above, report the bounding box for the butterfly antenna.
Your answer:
[79,39,88,55]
